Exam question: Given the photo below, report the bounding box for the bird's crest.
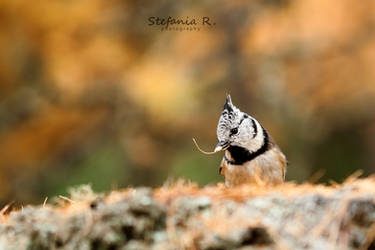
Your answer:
[223,94,234,113]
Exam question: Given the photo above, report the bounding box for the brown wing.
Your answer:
[219,157,227,176]
[268,135,287,180]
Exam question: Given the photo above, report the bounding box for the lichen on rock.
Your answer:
[1,179,375,249]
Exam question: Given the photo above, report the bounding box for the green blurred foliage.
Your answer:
[0,0,375,204]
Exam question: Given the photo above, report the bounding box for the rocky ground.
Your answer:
[0,177,375,250]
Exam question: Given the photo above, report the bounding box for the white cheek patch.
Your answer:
[230,116,264,152]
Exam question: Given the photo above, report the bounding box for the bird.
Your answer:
[214,94,287,187]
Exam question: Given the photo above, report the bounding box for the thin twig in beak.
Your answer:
[192,138,218,155]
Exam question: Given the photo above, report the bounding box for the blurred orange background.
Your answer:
[1,0,375,204]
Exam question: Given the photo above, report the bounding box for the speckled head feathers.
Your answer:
[217,95,241,141]
[216,94,263,152]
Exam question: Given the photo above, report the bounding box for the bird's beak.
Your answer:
[214,141,230,152]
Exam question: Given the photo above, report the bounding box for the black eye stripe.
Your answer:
[251,118,258,138]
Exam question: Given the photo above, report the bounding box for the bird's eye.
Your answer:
[230,128,238,135]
